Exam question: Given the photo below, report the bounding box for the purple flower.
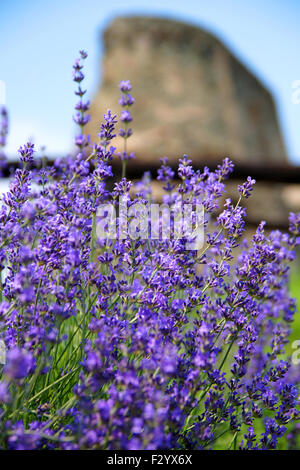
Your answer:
[119,80,132,93]
[73,51,90,150]
[119,94,135,107]
[5,348,35,380]
[238,176,256,198]
[0,381,11,403]
[120,110,132,123]
[18,142,35,163]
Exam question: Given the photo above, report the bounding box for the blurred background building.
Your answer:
[87,16,286,164]
[1,1,300,228]
[86,15,299,228]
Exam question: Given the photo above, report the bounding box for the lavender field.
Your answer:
[0,50,299,451]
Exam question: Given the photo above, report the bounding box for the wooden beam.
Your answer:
[2,157,300,184]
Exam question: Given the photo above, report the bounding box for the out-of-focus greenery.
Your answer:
[289,269,300,348]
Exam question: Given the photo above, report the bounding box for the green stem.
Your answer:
[26,366,80,406]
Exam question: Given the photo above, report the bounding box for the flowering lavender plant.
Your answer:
[0,51,299,450]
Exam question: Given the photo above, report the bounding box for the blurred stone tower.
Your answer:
[86,15,287,164]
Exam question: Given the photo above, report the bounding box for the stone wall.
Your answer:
[86,16,287,164]
[85,16,299,228]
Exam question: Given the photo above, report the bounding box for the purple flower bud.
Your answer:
[18,142,35,163]
[118,80,132,93]
[73,70,84,83]
[119,94,135,107]
[120,110,132,123]
[5,348,35,380]
[79,50,88,59]
[238,176,256,198]
[0,381,11,403]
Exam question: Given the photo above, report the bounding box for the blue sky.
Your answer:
[1,0,300,162]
